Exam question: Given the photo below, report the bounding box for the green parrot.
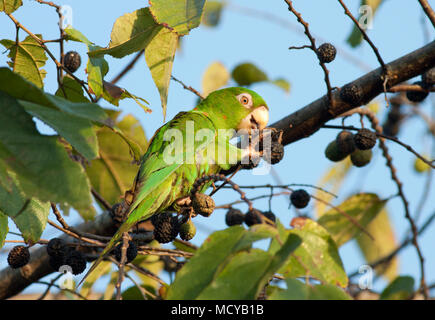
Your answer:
[80,87,269,284]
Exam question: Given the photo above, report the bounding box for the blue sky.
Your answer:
[1,0,434,296]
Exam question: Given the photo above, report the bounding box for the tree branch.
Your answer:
[270,40,435,146]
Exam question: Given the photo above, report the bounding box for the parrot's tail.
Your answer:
[77,216,134,287]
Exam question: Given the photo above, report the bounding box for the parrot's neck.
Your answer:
[195,101,239,131]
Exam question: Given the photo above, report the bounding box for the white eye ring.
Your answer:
[236,93,253,108]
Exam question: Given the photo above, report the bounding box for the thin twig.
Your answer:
[5,13,95,102]
[171,75,204,99]
[336,0,387,73]
[362,109,429,299]
[284,0,334,110]
[418,0,435,28]
[37,273,62,300]
[115,232,129,300]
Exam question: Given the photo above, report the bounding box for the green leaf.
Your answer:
[0,91,94,219]
[0,35,48,88]
[64,26,93,46]
[145,28,178,120]
[86,111,147,207]
[380,276,414,300]
[0,68,109,126]
[0,159,13,192]
[149,0,206,36]
[318,193,386,247]
[270,78,291,93]
[270,219,348,287]
[0,0,22,14]
[0,172,49,243]
[55,76,89,103]
[87,46,109,98]
[346,0,384,47]
[102,81,150,113]
[231,62,268,86]
[0,211,8,248]
[89,8,162,58]
[167,224,286,300]
[80,261,112,298]
[356,208,398,281]
[269,278,351,300]
[201,61,230,97]
[20,100,99,160]
[202,1,224,27]
[197,234,301,300]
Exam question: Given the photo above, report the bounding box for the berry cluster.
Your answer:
[224,207,276,228]
[46,238,86,275]
[325,129,376,168]
[113,241,138,264]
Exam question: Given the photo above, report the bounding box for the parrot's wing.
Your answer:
[79,112,216,286]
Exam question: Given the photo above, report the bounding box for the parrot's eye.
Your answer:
[236,93,253,108]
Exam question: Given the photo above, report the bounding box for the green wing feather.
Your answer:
[79,111,221,286]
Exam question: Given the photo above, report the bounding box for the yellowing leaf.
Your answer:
[356,208,398,281]
[90,8,162,58]
[0,35,48,88]
[318,193,386,247]
[201,61,230,97]
[0,0,22,14]
[145,28,178,120]
[149,0,206,35]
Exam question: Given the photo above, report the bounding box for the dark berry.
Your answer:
[354,128,377,150]
[65,250,87,275]
[7,246,30,269]
[49,255,65,272]
[406,81,429,103]
[336,131,356,155]
[350,149,372,167]
[191,193,215,217]
[113,241,138,264]
[340,84,363,106]
[47,238,67,259]
[317,43,336,63]
[264,142,284,164]
[290,189,310,209]
[325,140,348,162]
[262,211,276,223]
[153,212,179,244]
[422,67,435,86]
[63,51,81,73]
[179,220,196,241]
[225,208,245,226]
[244,209,264,226]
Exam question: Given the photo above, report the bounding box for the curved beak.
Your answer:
[237,106,269,133]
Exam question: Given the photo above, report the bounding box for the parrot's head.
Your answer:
[198,87,269,133]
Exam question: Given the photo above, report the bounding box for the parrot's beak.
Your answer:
[237,106,269,133]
